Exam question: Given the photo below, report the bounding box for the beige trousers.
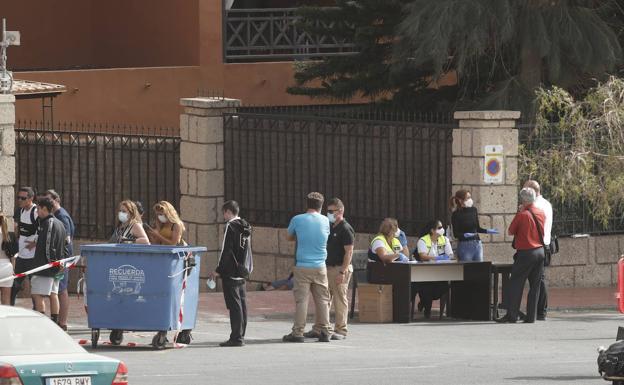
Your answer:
[292,266,331,337]
[312,265,352,336]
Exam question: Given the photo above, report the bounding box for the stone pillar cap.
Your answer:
[454,111,521,120]
[180,97,241,109]
[0,94,16,103]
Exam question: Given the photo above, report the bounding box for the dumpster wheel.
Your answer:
[109,329,124,346]
[175,330,192,345]
[152,331,168,350]
[91,329,100,348]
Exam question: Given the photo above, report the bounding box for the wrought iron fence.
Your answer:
[16,119,178,137]
[224,8,357,62]
[223,112,454,235]
[15,123,181,239]
[519,124,624,235]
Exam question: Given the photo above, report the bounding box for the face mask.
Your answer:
[436,228,445,236]
[158,215,168,223]
[327,213,336,223]
[395,229,401,237]
[118,211,129,223]
[464,198,474,208]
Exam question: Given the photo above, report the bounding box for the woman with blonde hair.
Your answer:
[0,212,16,304]
[110,200,149,244]
[146,201,186,245]
[368,218,409,263]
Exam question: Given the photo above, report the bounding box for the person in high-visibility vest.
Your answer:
[413,219,453,318]
[368,218,409,263]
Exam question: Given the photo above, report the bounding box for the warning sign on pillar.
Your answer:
[484,145,504,184]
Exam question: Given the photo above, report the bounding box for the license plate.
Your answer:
[46,376,91,385]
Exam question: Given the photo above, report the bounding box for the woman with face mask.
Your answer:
[368,218,409,263]
[106,200,149,344]
[110,200,149,244]
[450,189,498,262]
[413,219,453,318]
[146,201,186,246]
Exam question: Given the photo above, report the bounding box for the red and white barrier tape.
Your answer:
[171,251,192,348]
[0,255,81,284]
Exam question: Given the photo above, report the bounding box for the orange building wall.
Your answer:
[11,0,416,129]
[1,0,95,70]
[15,67,201,127]
[1,0,199,70]
[90,0,199,68]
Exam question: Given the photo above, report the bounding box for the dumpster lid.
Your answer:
[80,243,207,254]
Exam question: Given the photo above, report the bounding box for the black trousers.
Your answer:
[506,247,544,322]
[222,278,247,343]
[537,269,548,317]
[412,282,449,313]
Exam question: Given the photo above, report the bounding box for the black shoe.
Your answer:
[494,315,517,324]
[282,333,305,343]
[523,319,535,324]
[331,333,346,340]
[303,330,321,338]
[219,340,244,347]
[318,332,330,343]
[537,315,546,321]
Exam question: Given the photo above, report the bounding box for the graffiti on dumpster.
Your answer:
[108,264,145,296]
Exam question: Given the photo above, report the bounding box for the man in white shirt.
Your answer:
[524,180,552,321]
[10,186,38,306]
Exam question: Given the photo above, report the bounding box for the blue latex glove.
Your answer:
[396,253,409,262]
[486,228,499,234]
[436,254,450,261]
[397,230,408,247]
[463,232,476,238]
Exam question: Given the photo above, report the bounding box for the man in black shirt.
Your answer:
[304,197,355,340]
[31,197,67,314]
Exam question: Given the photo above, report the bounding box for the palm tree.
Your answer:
[394,0,623,111]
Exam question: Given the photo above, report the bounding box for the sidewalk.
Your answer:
[14,286,620,326]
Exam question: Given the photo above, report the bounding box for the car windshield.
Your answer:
[0,316,85,355]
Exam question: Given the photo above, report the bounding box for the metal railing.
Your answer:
[223,111,455,235]
[223,8,357,62]
[15,122,181,239]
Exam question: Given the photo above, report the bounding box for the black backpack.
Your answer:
[598,340,624,379]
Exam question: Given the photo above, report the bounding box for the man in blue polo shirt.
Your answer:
[282,192,331,343]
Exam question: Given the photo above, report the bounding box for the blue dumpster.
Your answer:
[81,243,206,348]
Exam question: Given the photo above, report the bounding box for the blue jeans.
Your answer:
[458,240,483,262]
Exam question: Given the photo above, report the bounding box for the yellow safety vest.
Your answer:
[370,234,403,254]
[420,234,448,256]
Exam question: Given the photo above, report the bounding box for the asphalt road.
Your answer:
[73,312,621,385]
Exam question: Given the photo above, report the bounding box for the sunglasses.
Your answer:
[436,226,444,229]
[17,196,28,201]
[327,209,341,214]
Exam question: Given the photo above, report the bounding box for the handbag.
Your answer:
[1,232,18,257]
[527,209,551,266]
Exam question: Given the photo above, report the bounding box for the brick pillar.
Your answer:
[179,97,240,279]
[0,94,15,218]
[452,111,520,262]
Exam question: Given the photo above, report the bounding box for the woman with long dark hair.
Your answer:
[450,190,498,262]
[412,219,453,319]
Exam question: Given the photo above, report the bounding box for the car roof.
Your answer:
[0,305,42,318]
